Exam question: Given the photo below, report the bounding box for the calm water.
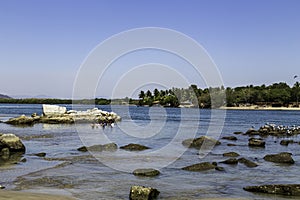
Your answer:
[0,104,300,199]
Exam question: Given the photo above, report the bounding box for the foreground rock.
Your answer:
[182,162,217,171]
[77,143,118,152]
[182,136,221,149]
[6,104,121,125]
[120,143,150,151]
[248,138,265,147]
[238,157,258,168]
[263,152,294,164]
[244,184,300,196]
[0,134,25,152]
[130,185,160,200]
[133,168,160,177]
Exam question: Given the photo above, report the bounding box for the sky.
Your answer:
[1,0,300,98]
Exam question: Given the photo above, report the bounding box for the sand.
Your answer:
[0,191,76,200]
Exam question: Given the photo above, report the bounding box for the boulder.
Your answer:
[222,136,237,141]
[238,157,258,168]
[5,115,35,126]
[129,185,160,200]
[182,162,217,171]
[120,143,150,151]
[0,134,25,152]
[280,140,294,146]
[133,168,160,177]
[223,152,240,157]
[220,158,238,165]
[263,152,294,164]
[182,136,221,149]
[245,129,260,136]
[244,184,300,196]
[248,138,265,147]
[42,104,67,116]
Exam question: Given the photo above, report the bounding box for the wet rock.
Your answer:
[182,162,216,171]
[215,166,225,171]
[220,158,238,165]
[264,152,294,164]
[78,143,118,152]
[280,140,294,146]
[233,131,243,135]
[0,152,24,165]
[34,152,46,157]
[129,185,160,200]
[0,148,10,158]
[120,143,150,151]
[222,136,237,141]
[223,152,240,157]
[0,134,25,152]
[243,184,300,196]
[0,185,5,189]
[182,136,221,149]
[238,157,258,168]
[227,143,237,146]
[245,129,260,136]
[133,168,160,177]
[5,115,35,126]
[248,138,265,147]
[39,116,74,124]
[20,158,27,162]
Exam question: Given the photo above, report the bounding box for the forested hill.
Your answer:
[0,94,11,99]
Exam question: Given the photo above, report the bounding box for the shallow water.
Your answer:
[1,104,300,199]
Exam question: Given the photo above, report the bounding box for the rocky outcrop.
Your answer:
[238,157,258,168]
[129,186,160,200]
[182,162,217,171]
[120,143,150,151]
[77,143,118,152]
[6,105,121,125]
[244,184,300,196]
[223,152,240,157]
[248,138,265,147]
[133,168,160,177]
[182,136,221,149]
[263,152,294,164]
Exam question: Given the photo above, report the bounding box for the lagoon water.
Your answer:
[1,104,300,199]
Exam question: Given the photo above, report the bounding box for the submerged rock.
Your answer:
[223,152,240,157]
[133,168,160,177]
[280,140,294,146]
[120,143,150,151]
[248,138,265,147]
[77,143,118,152]
[263,152,294,164]
[182,162,217,171]
[34,152,46,157]
[182,136,221,149]
[220,158,238,165]
[222,136,237,141]
[238,157,258,168]
[244,184,300,196]
[129,185,160,200]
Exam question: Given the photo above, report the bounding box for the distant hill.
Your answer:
[0,94,12,99]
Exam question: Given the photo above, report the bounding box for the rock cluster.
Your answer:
[245,124,300,137]
[244,184,300,196]
[129,185,160,200]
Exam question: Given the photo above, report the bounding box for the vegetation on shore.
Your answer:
[0,81,299,108]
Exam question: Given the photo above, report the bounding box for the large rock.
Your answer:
[120,143,150,151]
[129,186,160,200]
[238,157,258,168]
[0,134,25,152]
[182,162,217,171]
[244,184,300,196]
[133,168,160,177]
[43,104,67,116]
[263,152,294,164]
[182,136,221,149]
[5,115,35,126]
[248,138,265,147]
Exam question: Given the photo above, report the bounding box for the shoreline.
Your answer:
[219,106,300,111]
[0,190,75,200]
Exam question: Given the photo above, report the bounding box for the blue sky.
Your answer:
[1,0,300,98]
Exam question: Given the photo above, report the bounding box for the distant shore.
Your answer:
[220,106,300,111]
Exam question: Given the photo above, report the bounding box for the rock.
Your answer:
[39,116,74,124]
[243,184,300,196]
[78,143,118,152]
[42,104,67,116]
[34,152,46,157]
[280,140,294,146]
[263,152,294,164]
[215,166,225,171]
[133,168,160,177]
[0,134,25,152]
[182,136,221,149]
[223,152,240,157]
[31,113,37,117]
[0,185,5,189]
[245,129,260,136]
[20,158,27,162]
[120,143,150,151]
[227,143,236,146]
[248,138,265,147]
[182,162,216,171]
[5,115,35,126]
[222,136,237,141]
[0,148,10,158]
[238,157,258,168]
[233,131,243,135]
[220,158,238,165]
[129,185,160,200]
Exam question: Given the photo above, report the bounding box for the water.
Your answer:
[1,104,300,199]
